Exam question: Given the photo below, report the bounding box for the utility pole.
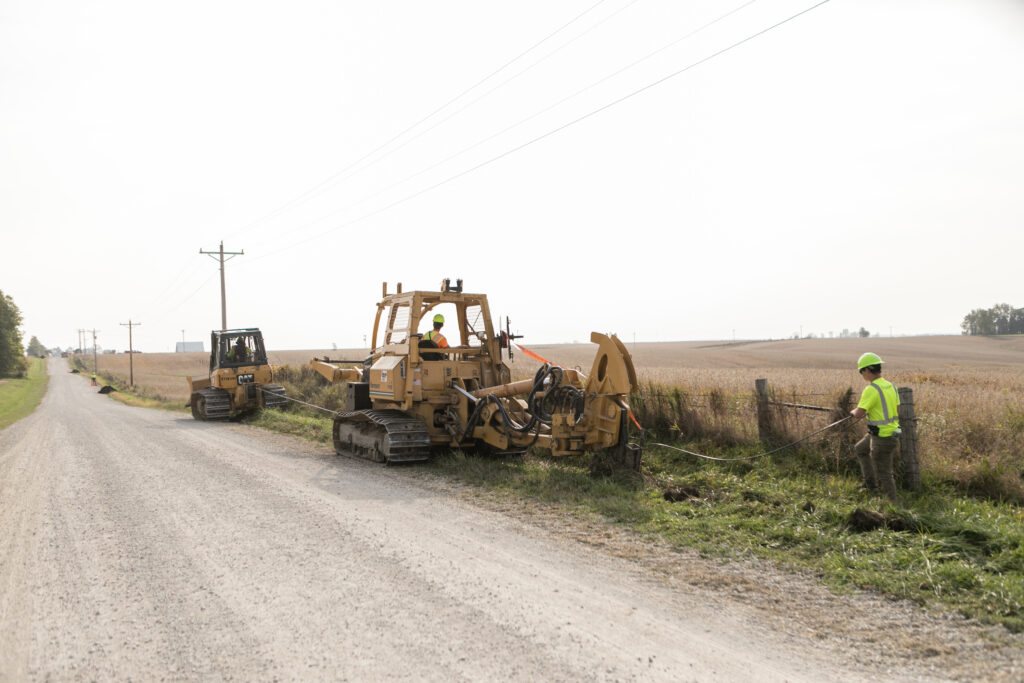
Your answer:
[90,329,98,375]
[120,319,141,388]
[77,328,85,353]
[200,241,244,331]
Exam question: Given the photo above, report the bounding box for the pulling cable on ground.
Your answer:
[648,415,854,462]
[261,389,340,416]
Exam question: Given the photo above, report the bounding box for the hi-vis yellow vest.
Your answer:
[424,330,448,347]
[857,378,900,437]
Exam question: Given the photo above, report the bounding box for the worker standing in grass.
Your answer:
[850,352,901,501]
[424,314,449,349]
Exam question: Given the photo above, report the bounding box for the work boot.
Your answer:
[855,452,878,491]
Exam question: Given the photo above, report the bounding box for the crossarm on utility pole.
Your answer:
[199,241,244,330]
[120,319,141,388]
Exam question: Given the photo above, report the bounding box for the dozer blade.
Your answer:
[332,409,431,464]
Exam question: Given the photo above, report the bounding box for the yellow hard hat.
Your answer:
[433,314,444,324]
[857,352,883,370]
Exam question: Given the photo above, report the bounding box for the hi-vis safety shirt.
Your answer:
[424,330,449,348]
[857,377,901,437]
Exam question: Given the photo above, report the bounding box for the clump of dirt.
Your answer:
[847,507,912,532]
[663,485,701,502]
[98,385,117,394]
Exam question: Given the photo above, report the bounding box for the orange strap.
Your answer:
[513,343,552,365]
[511,341,642,432]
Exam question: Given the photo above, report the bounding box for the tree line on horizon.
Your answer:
[0,289,27,377]
[960,303,1024,336]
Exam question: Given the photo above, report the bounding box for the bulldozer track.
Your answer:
[190,387,231,421]
[332,409,432,464]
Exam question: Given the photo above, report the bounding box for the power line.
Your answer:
[223,0,611,242]
[247,0,647,232]
[239,0,758,257]
[259,0,762,243]
[142,258,205,313]
[242,0,835,264]
[160,273,219,316]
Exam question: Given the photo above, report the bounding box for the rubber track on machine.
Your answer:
[260,384,288,408]
[333,409,431,463]
[195,387,231,421]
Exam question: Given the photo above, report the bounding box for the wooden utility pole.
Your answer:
[77,328,85,353]
[120,319,141,388]
[90,329,98,375]
[200,241,244,331]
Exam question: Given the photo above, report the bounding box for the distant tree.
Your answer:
[991,303,1014,335]
[1011,308,1024,335]
[27,336,46,357]
[960,304,1022,335]
[0,290,26,377]
[961,308,992,335]
[858,327,870,338]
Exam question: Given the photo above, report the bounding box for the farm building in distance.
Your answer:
[175,341,204,353]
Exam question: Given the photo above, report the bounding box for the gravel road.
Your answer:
[1,360,1021,681]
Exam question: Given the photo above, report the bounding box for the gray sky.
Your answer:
[3,0,1023,352]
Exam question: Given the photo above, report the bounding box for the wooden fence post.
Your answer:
[897,387,920,491]
[755,378,771,443]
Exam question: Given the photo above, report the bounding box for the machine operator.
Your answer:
[424,314,449,349]
[227,337,249,362]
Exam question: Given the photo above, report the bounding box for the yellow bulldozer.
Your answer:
[187,328,288,420]
[310,279,641,467]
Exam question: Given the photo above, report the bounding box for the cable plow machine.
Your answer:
[310,279,641,468]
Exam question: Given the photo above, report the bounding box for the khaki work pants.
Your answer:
[854,433,899,501]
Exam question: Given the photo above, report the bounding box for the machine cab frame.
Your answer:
[211,328,269,372]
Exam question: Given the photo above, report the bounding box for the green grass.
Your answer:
[0,357,50,430]
[243,409,332,443]
[424,444,1024,634]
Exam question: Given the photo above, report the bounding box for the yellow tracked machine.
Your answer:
[187,328,288,420]
[310,279,641,467]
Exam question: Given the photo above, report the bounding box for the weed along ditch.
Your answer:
[71,334,1024,635]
